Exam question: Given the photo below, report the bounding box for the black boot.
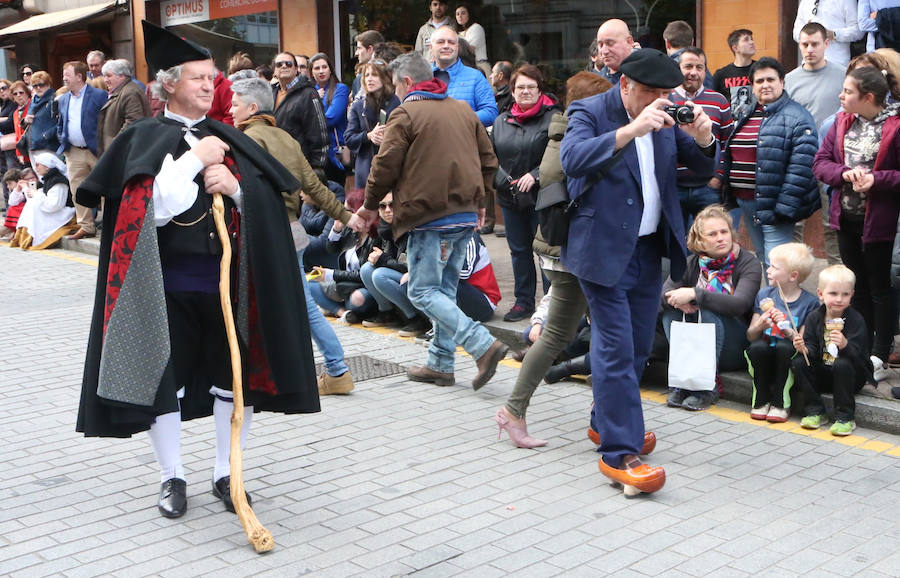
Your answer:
[545,355,590,384]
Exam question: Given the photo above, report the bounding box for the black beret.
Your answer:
[619,48,684,89]
[142,20,212,75]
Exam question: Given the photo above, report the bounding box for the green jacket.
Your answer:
[241,114,351,226]
[533,110,567,259]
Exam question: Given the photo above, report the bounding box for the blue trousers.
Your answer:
[580,235,661,468]
[297,247,349,377]
[406,226,495,374]
[735,198,795,267]
[500,205,548,310]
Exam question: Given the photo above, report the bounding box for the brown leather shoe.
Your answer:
[66,228,95,240]
[588,428,656,455]
[317,371,354,395]
[598,455,665,494]
[407,365,455,386]
[472,341,509,390]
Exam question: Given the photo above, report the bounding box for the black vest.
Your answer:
[156,120,237,260]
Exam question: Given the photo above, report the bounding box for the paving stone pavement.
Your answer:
[2,247,900,578]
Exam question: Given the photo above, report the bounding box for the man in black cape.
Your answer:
[76,21,319,518]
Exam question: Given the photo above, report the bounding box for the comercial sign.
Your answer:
[160,0,278,27]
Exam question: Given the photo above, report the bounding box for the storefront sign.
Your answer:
[161,0,278,26]
[160,0,209,26]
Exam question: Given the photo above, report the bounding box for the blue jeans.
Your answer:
[500,205,547,309]
[360,262,417,319]
[406,227,496,373]
[735,197,795,267]
[661,307,749,372]
[308,281,376,316]
[297,247,348,377]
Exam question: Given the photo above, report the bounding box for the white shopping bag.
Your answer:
[667,311,717,391]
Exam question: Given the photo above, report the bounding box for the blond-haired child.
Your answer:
[745,243,819,422]
[792,265,873,436]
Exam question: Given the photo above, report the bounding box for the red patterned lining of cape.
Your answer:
[103,176,154,334]
[222,154,276,396]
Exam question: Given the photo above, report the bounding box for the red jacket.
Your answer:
[209,72,234,126]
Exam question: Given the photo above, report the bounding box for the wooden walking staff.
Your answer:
[211,192,274,553]
[776,280,810,367]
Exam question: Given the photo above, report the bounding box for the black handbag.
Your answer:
[535,180,574,247]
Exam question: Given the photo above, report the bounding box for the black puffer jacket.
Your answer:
[273,76,329,172]
[373,219,408,273]
[490,96,561,209]
[326,227,379,284]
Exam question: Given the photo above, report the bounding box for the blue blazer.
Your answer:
[559,87,716,287]
[57,84,107,156]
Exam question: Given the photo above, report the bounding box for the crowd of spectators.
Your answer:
[2,1,900,472]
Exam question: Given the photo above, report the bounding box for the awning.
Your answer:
[0,1,118,39]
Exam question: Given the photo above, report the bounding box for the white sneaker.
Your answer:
[872,355,890,382]
[750,403,770,420]
[766,406,790,423]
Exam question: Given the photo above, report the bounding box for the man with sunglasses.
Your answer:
[272,51,329,179]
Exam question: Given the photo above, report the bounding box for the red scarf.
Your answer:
[509,93,554,122]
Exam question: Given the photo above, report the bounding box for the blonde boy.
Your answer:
[792,265,872,436]
[745,243,819,422]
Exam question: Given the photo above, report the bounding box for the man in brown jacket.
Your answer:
[357,52,508,390]
[97,59,151,156]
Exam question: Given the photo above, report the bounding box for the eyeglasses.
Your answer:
[32,83,47,89]
[0,86,8,91]
[379,202,393,210]
[274,61,295,68]
[12,91,25,96]
[370,59,387,67]
[22,71,32,76]
[515,84,539,92]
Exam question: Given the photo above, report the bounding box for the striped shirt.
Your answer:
[727,104,764,200]
[670,87,733,186]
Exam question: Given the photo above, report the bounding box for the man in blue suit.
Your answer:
[57,60,107,239]
[560,49,717,496]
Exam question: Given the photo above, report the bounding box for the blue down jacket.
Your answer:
[722,91,819,225]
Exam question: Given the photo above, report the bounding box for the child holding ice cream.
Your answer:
[792,265,873,436]
[745,243,819,422]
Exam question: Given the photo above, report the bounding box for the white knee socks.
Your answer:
[148,410,185,484]
[212,387,253,482]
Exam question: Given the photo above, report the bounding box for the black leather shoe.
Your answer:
[158,478,187,518]
[212,476,252,513]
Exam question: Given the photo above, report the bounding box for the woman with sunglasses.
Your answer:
[310,52,350,185]
[344,60,400,191]
[19,64,34,85]
[23,71,59,168]
[10,81,31,167]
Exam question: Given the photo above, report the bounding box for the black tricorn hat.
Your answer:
[619,48,684,89]
[142,20,212,75]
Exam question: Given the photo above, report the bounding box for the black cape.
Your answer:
[76,115,320,438]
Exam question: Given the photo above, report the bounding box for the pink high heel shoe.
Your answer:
[495,407,548,448]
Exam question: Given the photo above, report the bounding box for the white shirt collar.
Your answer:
[164,106,207,128]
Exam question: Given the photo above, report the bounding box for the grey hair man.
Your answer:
[354,52,508,390]
[86,50,105,79]
[97,59,151,155]
[77,20,319,521]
